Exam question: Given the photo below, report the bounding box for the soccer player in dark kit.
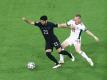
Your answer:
[22,15,74,69]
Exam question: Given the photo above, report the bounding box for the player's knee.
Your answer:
[75,49,81,54]
[46,52,51,56]
[61,43,68,49]
[45,49,52,56]
[57,48,62,53]
[61,44,64,48]
[46,49,52,52]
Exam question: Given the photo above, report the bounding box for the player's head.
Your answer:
[74,14,81,24]
[40,15,48,25]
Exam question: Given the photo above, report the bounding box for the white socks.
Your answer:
[79,51,90,61]
[59,54,64,61]
[59,50,90,63]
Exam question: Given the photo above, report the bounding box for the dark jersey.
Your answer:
[34,22,59,42]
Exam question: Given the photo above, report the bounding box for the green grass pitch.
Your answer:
[0,0,107,80]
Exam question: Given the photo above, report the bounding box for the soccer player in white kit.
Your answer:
[58,14,99,66]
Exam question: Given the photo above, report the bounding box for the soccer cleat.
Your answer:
[58,60,64,64]
[52,64,61,69]
[87,58,94,66]
[71,53,75,62]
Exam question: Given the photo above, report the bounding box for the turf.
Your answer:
[0,0,107,80]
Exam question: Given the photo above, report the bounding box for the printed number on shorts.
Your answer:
[54,42,58,46]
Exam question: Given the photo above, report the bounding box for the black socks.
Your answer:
[46,52,59,65]
[46,50,72,65]
[59,50,72,58]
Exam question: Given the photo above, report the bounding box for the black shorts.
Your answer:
[45,40,61,51]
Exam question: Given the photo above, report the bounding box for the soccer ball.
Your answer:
[27,62,36,70]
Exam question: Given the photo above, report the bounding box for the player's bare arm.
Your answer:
[85,30,99,42]
[58,23,73,29]
[22,17,35,25]
[58,23,67,28]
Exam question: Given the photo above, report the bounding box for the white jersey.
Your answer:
[67,19,87,40]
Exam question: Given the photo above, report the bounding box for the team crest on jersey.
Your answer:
[71,27,75,32]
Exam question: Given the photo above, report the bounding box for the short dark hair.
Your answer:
[75,14,81,18]
[40,15,48,21]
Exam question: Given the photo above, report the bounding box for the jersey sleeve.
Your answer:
[34,22,40,27]
[81,24,88,32]
[66,20,73,26]
[52,23,58,28]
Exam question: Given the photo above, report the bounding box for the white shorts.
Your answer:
[64,37,81,46]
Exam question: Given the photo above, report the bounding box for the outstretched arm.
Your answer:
[86,30,99,42]
[22,17,35,25]
[58,23,74,29]
[58,23,68,28]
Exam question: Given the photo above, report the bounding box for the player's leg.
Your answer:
[61,39,70,49]
[45,49,58,65]
[74,41,94,66]
[59,40,69,63]
[59,38,75,63]
[45,49,61,69]
[57,48,72,58]
[57,48,75,62]
[53,41,73,60]
[45,42,61,68]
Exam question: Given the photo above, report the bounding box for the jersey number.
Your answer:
[43,30,48,34]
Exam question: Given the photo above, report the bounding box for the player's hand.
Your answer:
[22,17,26,21]
[94,36,99,42]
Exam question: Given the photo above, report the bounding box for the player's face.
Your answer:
[74,17,81,24]
[40,20,47,26]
